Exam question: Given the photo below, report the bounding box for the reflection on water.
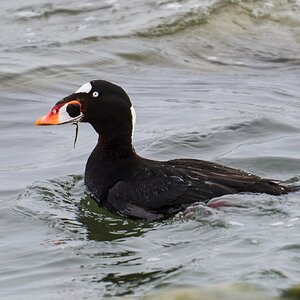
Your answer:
[78,196,155,242]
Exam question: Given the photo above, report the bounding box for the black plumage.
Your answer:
[36,80,298,220]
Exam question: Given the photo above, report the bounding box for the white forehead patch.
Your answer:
[75,82,92,94]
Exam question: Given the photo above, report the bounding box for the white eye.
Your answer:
[92,91,99,98]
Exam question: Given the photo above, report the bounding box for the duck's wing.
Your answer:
[168,158,259,178]
[106,165,237,219]
[167,158,289,195]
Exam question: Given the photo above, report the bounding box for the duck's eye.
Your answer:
[92,91,99,98]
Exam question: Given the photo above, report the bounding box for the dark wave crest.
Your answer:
[136,0,300,37]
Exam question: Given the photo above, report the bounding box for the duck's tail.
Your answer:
[286,185,300,193]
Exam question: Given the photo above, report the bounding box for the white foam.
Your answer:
[75,82,92,94]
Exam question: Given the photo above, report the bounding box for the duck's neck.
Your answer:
[95,131,136,161]
[85,127,137,201]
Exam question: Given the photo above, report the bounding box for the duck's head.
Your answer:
[35,80,136,137]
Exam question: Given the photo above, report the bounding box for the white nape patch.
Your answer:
[75,82,92,94]
[130,105,136,138]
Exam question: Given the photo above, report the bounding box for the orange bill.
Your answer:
[35,100,83,126]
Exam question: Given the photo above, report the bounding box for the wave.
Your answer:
[13,0,300,38]
[15,3,113,20]
[136,0,300,37]
[7,0,300,70]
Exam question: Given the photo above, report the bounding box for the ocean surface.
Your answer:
[1,0,300,299]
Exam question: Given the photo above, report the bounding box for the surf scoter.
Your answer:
[35,80,297,220]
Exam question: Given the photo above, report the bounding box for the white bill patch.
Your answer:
[75,82,92,94]
[130,105,136,138]
[58,103,74,123]
[57,103,83,124]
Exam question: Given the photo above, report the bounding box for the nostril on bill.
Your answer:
[67,103,81,118]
